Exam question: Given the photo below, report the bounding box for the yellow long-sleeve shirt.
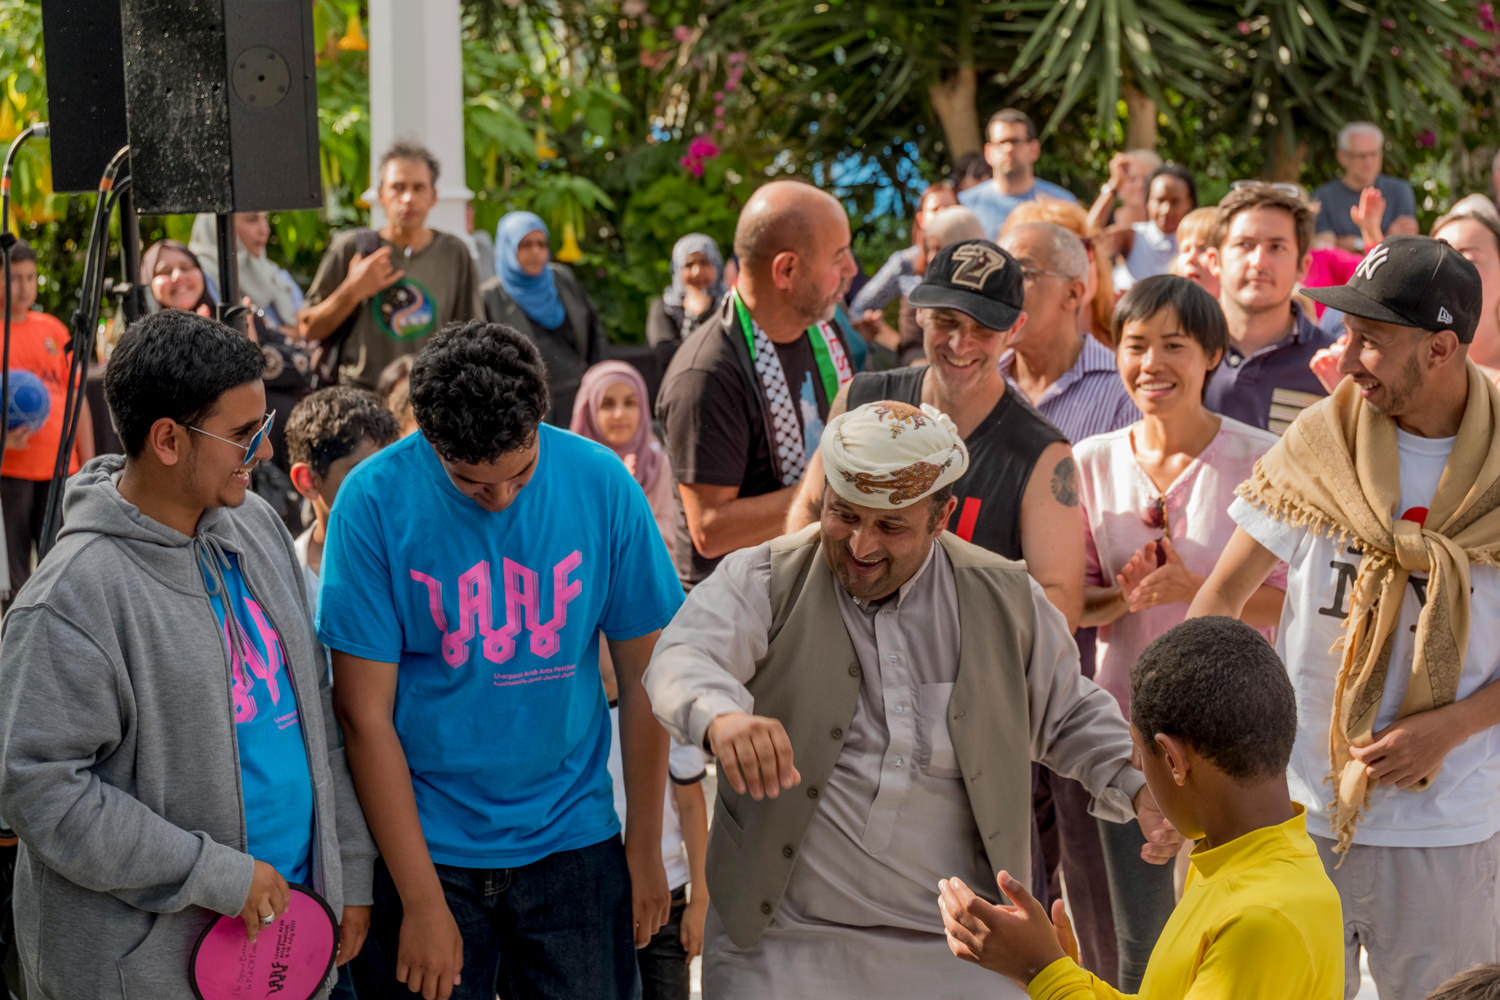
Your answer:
[1028,806,1343,1000]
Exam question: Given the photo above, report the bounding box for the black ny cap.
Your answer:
[908,239,1025,331]
[1303,235,1482,343]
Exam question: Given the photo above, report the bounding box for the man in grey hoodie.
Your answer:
[0,311,376,999]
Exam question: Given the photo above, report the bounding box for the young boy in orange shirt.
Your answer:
[1,240,94,595]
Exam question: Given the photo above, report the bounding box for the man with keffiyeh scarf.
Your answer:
[1189,235,1500,1000]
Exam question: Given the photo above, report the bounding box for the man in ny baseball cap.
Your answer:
[1304,234,1481,343]
[1303,234,1483,417]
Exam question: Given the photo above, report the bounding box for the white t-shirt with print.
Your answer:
[608,704,706,891]
[1230,428,1500,848]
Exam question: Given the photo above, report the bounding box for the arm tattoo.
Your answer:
[1050,456,1079,507]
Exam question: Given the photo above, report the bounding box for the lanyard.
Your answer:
[731,289,845,404]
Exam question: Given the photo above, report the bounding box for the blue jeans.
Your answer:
[360,837,641,1000]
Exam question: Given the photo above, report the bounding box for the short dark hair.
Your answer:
[285,386,400,479]
[1131,617,1297,780]
[1112,274,1227,398]
[104,311,264,457]
[927,483,955,531]
[376,354,414,406]
[409,321,550,465]
[1428,965,1500,1000]
[987,108,1037,143]
[378,139,440,187]
[8,238,35,265]
[1147,163,1198,209]
[1213,182,1316,259]
[951,153,992,186]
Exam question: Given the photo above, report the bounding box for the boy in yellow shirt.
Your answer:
[938,616,1343,999]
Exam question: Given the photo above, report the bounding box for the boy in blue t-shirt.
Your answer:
[319,320,683,1000]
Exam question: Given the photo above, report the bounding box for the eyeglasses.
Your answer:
[182,410,276,465]
[1020,267,1077,285]
[1229,180,1305,199]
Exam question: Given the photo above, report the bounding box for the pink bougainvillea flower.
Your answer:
[1237,20,1252,34]
[688,136,720,158]
[1381,18,1395,29]
[1390,45,1401,56]
[728,51,747,65]
[726,79,739,92]
[673,24,692,42]
[714,90,725,102]
[1417,129,1436,148]
[1463,35,1480,48]
[714,120,726,131]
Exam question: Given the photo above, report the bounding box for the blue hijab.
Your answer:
[662,233,726,320]
[495,211,566,329]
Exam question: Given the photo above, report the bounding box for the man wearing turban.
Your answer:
[645,400,1178,999]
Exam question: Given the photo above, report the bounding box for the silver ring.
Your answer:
[260,912,275,925]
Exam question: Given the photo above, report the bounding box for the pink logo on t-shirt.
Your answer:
[410,551,584,668]
[225,598,287,724]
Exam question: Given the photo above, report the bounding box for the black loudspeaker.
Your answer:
[118,0,322,215]
[39,0,130,193]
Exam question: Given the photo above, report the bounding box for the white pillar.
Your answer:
[364,0,471,234]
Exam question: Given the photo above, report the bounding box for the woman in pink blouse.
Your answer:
[1075,274,1287,989]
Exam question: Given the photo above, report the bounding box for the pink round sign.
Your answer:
[190,885,338,1000]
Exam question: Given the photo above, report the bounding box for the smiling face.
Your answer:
[438,435,540,512]
[819,490,954,602]
[1116,306,1222,415]
[919,306,1017,396]
[680,251,719,291]
[1218,206,1307,317]
[1335,315,1432,416]
[179,380,274,511]
[150,246,206,311]
[595,380,641,447]
[1147,176,1194,236]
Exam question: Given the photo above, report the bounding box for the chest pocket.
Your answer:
[915,681,961,779]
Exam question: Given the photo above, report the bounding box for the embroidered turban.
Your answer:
[821,400,969,510]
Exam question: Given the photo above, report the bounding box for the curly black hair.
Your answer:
[285,386,400,478]
[1131,616,1297,780]
[409,320,550,465]
[104,311,264,457]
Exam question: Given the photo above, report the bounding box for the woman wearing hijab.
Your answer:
[482,211,607,424]
[645,233,726,372]
[569,360,676,553]
[188,212,305,331]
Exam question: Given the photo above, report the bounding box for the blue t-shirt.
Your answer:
[201,552,315,885]
[317,426,684,867]
[1311,174,1416,242]
[958,177,1078,240]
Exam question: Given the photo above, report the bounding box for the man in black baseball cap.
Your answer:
[1304,234,1482,420]
[1189,234,1500,1000]
[789,238,1086,632]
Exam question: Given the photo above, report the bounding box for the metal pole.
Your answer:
[215,211,240,330]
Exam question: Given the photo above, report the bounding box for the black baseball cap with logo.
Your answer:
[908,239,1026,332]
[1303,235,1482,343]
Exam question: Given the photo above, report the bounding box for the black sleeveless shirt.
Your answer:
[848,368,1066,560]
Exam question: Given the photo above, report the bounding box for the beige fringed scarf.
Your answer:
[1236,361,1500,854]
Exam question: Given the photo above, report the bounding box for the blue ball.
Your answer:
[6,370,51,432]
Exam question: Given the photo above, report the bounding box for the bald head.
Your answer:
[734,180,846,273]
[1000,221,1088,280]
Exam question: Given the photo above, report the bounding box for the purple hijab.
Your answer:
[569,361,666,492]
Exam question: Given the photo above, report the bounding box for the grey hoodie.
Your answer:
[0,456,376,999]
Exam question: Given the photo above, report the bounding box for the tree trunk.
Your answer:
[1268,127,1307,182]
[929,64,980,157]
[1123,85,1157,151]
